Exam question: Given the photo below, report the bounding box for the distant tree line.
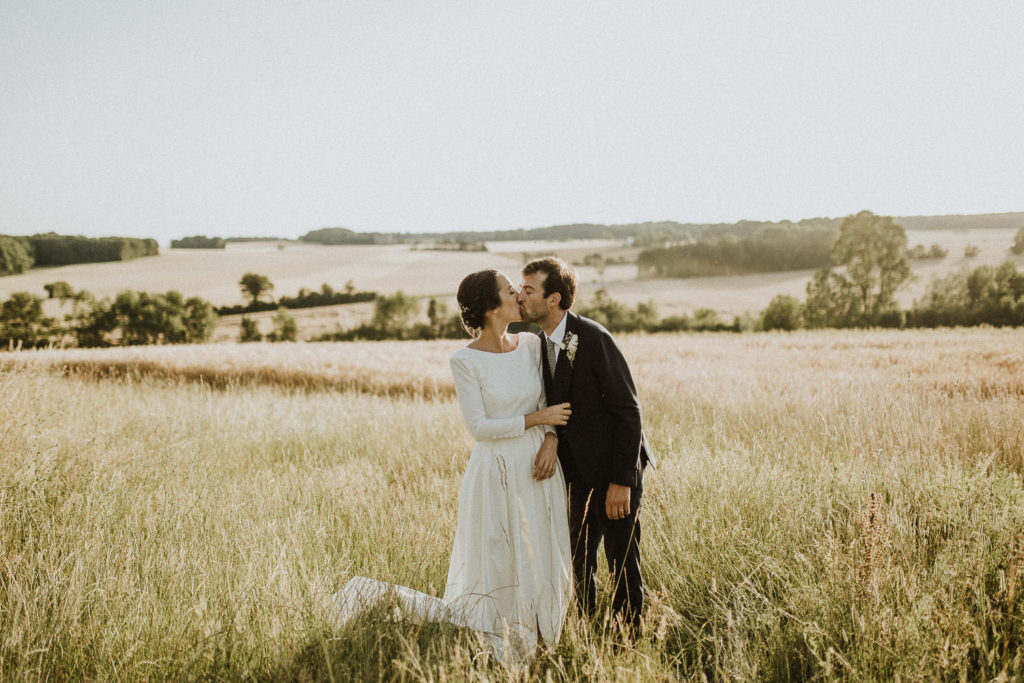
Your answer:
[0,233,159,275]
[1,284,216,350]
[296,212,1024,249]
[171,235,226,249]
[637,223,838,277]
[214,275,376,315]
[224,237,296,243]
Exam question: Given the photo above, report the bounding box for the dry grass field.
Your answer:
[2,329,1023,680]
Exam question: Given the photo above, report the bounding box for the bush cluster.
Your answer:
[1,287,217,349]
[907,261,1024,328]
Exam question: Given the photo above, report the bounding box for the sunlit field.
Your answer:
[3,329,1023,680]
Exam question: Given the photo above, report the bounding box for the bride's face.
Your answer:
[491,273,522,324]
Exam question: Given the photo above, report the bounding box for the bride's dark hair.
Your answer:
[457,269,502,334]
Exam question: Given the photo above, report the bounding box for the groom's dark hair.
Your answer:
[523,257,577,310]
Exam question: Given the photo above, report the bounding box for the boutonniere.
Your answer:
[560,332,579,367]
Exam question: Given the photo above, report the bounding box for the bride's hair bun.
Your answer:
[457,269,502,334]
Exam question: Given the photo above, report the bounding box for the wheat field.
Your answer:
[2,329,1023,680]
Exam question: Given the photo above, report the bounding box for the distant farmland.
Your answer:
[2,228,1023,340]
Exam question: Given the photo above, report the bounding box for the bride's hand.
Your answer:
[524,403,571,430]
[533,434,559,481]
[537,402,571,426]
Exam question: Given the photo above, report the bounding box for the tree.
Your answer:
[761,294,804,331]
[97,290,218,346]
[267,306,297,342]
[803,268,863,328]
[808,210,911,327]
[831,211,910,320]
[239,273,274,306]
[0,291,48,346]
[427,297,451,336]
[1012,227,1024,255]
[68,291,116,348]
[238,316,262,342]
[0,236,34,276]
[371,292,419,336]
[182,296,218,343]
[110,291,186,345]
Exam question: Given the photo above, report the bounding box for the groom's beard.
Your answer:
[519,308,543,325]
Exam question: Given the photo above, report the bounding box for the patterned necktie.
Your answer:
[545,336,558,379]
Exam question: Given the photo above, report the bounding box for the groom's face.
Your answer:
[517,272,553,324]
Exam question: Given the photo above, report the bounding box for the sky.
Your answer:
[1,1,1023,240]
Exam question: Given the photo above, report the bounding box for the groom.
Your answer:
[517,257,651,634]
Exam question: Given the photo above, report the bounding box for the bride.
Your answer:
[331,269,573,663]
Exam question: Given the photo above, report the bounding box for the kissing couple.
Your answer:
[332,257,652,664]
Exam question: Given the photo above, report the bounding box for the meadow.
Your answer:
[2,328,1023,680]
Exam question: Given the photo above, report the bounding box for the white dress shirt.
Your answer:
[546,312,569,361]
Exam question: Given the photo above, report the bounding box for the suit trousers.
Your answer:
[566,477,643,632]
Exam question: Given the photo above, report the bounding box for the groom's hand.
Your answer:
[605,483,631,520]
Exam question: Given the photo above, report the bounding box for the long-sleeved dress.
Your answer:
[331,333,571,663]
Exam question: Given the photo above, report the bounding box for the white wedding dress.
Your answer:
[331,333,571,663]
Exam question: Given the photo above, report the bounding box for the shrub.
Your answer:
[909,243,948,259]
[1012,227,1024,255]
[576,289,656,333]
[44,281,75,299]
[761,294,804,331]
[691,308,728,331]
[371,292,419,337]
[239,316,262,343]
[0,291,50,347]
[267,307,297,342]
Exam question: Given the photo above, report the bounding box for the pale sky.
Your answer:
[2,1,1023,240]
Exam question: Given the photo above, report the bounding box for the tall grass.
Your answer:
[2,329,1023,680]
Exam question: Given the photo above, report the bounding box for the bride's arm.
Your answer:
[450,356,570,440]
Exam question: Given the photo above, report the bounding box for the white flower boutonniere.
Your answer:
[561,332,579,367]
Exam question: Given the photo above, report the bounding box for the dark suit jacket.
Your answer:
[540,311,651,491]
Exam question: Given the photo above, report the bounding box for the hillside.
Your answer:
[300,211,1024,246]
